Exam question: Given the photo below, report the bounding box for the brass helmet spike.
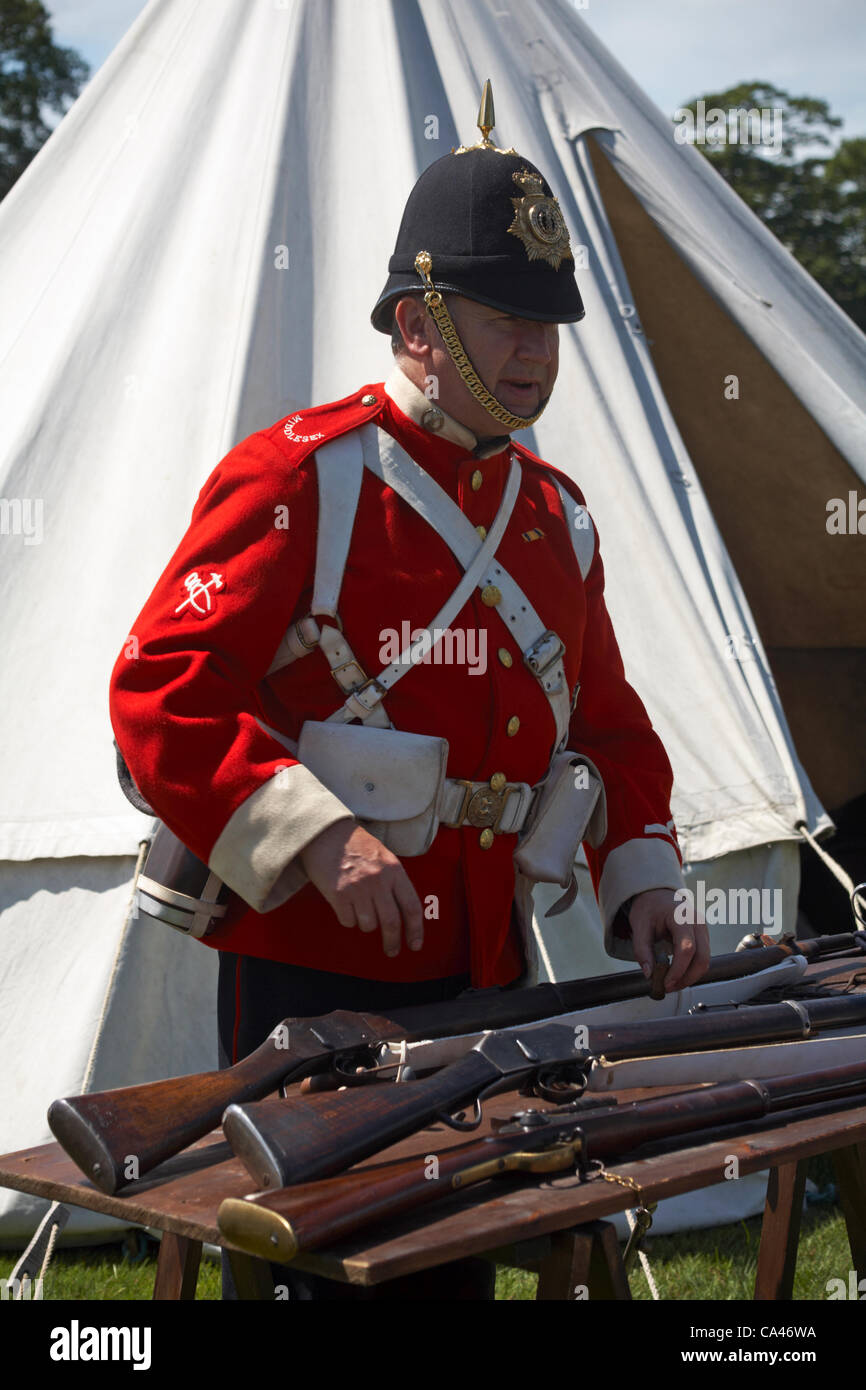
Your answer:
[453,80,517,156]
[477,79,495,144]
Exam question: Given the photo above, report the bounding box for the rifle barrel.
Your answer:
[225,994,866,1189]
[220,1058,866,1261]
[47,929,865,1193]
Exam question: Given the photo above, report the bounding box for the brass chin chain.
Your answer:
[414,251,547,431]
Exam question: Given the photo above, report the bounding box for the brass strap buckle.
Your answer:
[348,675,388,712]
[524,629,565,678]
[294,616,321,651]
[330,657,367,691]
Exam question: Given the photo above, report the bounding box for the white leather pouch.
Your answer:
[514,750,606,914]
[296,720,449,857]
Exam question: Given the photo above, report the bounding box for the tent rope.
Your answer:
[797,822,866,925]
[9,1200,70,1297]
[624,1205,660,1300]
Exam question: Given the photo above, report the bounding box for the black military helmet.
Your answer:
[371,86,584,334]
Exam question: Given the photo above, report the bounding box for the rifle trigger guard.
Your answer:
[437,1075,511,1132]
[437,1098,484,1132]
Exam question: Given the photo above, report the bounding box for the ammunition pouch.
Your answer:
[296,720,449,857]
[132,722,450,939]
[514,749,606,917]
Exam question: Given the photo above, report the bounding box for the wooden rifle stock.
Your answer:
[225,992,866,1189]
[219,1058,866,1262]
[47,1011,402,1194]
[46,929,864,1193]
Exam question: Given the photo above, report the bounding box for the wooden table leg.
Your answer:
[536,1220,632,1301]
[754,1160,806,1300]
[226,1250,277,1300]
[832,1142,866,1282]
[152,1233,202,1300]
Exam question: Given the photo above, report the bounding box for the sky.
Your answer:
[44,0,866,144]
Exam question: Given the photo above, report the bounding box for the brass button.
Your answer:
[361,394,377,406]
[471,469,483,491]
[479,828,495,849]
[476,524,487,540]
[507,716,520,737]
[489,772,507,792]
[481,584,501,607]
[498,647,513,668]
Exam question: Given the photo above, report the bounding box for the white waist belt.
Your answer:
[439,777,536,836]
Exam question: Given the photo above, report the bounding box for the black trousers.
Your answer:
[217,952,497,1301]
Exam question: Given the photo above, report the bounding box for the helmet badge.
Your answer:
[508,171,573,270]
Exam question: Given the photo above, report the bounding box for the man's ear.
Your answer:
[394,296,431,358]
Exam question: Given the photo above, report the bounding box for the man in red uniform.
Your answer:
[110,97,708,1298]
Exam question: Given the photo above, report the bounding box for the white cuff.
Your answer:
[208,764,355,912]
[598,837,685,960]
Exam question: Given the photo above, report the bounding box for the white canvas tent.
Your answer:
[1,0,864,1244]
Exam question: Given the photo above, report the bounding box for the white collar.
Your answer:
[384,367,511,459]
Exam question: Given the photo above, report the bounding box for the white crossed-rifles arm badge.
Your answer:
[173,569,225,618]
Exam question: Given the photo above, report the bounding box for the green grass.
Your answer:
[0,1235,221,1301]
[1,1200,851,1301]
[628,1204,849,1302]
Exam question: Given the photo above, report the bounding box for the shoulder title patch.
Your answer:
[284,414,325,444]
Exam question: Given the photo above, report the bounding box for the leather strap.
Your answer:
[362,425,572,749]
[266,422,574,752]
[329,433,522,723]
[318,623,390,729]
[265,426,365,677]
[553,479,596,581]
[312,433,365,618]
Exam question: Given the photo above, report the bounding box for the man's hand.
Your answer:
[299,821,424,959]
[627,887,710,992]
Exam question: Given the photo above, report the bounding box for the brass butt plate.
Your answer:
[218,1198,299,1264]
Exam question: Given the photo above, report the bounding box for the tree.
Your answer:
[676,83,866,332]
[0,0,89,200]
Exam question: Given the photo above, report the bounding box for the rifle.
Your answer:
[218,1058,866,1263]
[46,929,863,1194]
[224,992,866,1189]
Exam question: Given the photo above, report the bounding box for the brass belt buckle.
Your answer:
[444,777,522,833]
[466,785,506,828]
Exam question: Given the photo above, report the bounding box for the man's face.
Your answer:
[448,296,559,426]
[397,294,559,436]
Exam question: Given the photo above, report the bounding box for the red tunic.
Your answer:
[109,378,682,986]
